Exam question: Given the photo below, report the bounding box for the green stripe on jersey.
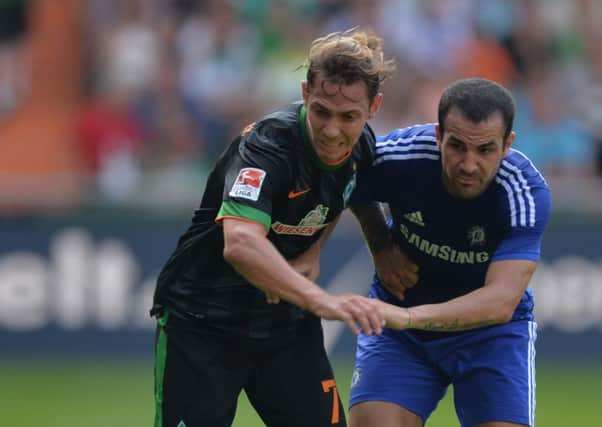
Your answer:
[217,201,272,233]
[154,310,169,427]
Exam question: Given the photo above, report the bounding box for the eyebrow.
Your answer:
[448,136,497,148]
[310,101,363,116]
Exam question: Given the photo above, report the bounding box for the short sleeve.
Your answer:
[492,181,551,261]
[216,122,291,231]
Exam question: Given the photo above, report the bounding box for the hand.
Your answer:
[288,245,321,282]
[307,293,386,336]
[265,291,280,304]
[265,247,322,304]
[373,243,418,301]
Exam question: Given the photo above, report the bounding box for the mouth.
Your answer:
[319,139,344,148]
[457,176,479,187]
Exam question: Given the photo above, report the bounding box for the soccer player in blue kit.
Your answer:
[348,78,551,427]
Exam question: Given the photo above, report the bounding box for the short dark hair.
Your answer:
[438,78,515,140]
[305,29,395,104]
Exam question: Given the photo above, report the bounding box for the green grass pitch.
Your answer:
[2,359,600,426]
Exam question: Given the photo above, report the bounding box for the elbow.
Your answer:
[492,301,518,324]
[223,229,252,266]
[495,310,514,324]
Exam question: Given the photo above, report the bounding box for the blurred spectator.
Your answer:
[379,0,474,77]
[3,0,602,213]
[100,0,160,95]
[568,0,602,176]
[452,23,517,86]
[76,87,144,202]
[0,0,29,119]
[176,0,262,157]
[133,49,206,172]
[513,67,596,177]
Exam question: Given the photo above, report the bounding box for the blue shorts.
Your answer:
[349,321,537,427]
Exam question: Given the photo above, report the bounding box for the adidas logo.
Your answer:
[404,211,425,227]
[177,421,187,427]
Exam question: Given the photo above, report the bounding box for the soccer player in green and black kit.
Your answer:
[151,29,396,427]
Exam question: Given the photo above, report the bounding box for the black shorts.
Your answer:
[154,310,346,427]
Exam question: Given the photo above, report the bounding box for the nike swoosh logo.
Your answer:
[288,188,311,199]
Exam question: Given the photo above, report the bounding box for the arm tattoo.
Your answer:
[422,319,495,331]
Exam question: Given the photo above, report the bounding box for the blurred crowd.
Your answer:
[3,0,602,211]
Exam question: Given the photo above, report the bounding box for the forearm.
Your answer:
[383,285,518,332]
[224,227,326,311]
[350,203,391,254]
[408,289,504,331]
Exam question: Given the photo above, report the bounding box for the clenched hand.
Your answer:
[373,243,418,301]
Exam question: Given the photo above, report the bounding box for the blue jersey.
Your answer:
[351,123,551,334]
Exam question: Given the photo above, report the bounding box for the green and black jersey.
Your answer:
[151,102,375,339]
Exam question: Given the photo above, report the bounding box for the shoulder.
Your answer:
[352,122,377,168]
[496,148,549,195]
[494,148,551,229]
[373,123,440,166]
[239,103,301,159]
[500,149,548,185]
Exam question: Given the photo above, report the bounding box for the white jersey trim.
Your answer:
[374,153,440,165]
[374,133,439,166]
[528,321,537,427]
[500,159,537,227]
[375,134,438,148]
[495,176,519,227]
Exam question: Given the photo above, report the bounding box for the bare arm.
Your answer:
[265,215,341,303]
[222,218,385,335]
[380,260,538,331]
[351,204,418,300]
[350,203,391,253]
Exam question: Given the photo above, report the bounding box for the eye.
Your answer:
[449,140,464,151]
[314,108,329,117]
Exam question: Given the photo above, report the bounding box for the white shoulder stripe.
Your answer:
[373,153,439,165]
[376,134,437,148]
[501,160,536,227]
[376,143,439,155]
[497,169,528,226]
[495,176,518,227]
[510,148,548,185]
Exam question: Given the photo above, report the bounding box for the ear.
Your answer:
[503,131,516,155]
[368,93,383,118]
[435,123,442,147]
[302,81,309,103]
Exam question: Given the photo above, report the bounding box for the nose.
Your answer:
[460,150,478,174]
[322,120,341,140]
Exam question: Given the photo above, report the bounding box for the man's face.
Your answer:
[436,107,515,199]
[302,74,382,164]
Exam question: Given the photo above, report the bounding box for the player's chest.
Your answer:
[269,171,353,237]
[391,193,505,254]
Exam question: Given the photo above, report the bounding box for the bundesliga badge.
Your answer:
[229,167,266,201]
